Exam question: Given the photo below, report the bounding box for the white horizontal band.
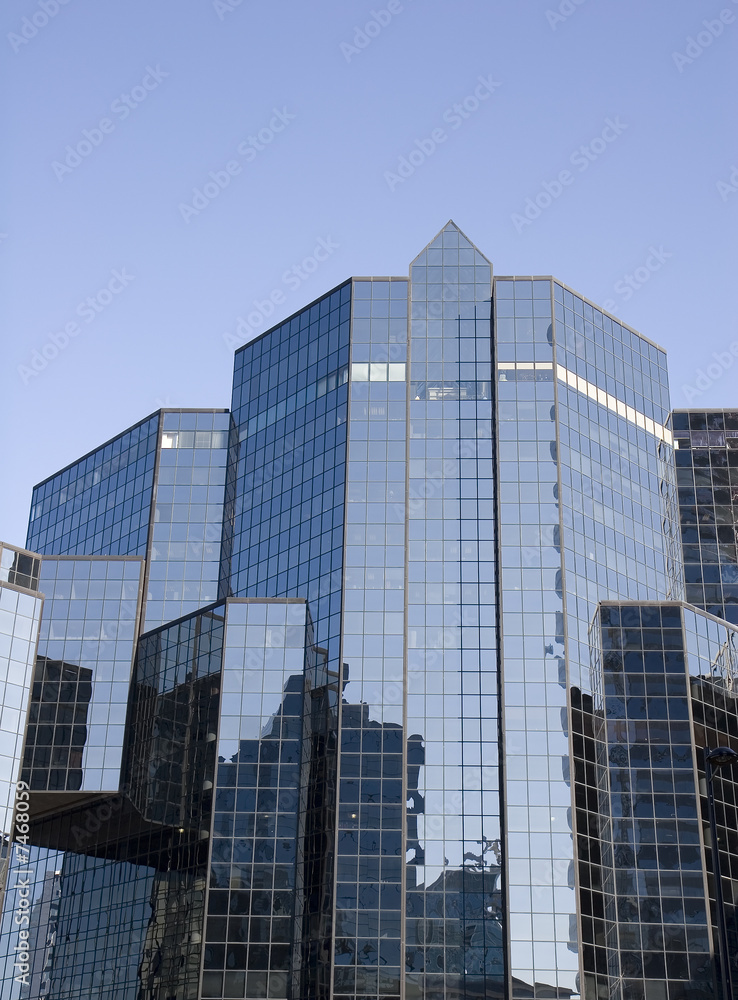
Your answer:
[496,362,672,445]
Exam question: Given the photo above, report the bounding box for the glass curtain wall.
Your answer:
[23,408,232,634]
[405,224,503,1000]
[586,602,716,1000]
[146,410,231,629]
[495,275,679,996]
[0,544,43,896]
[26,415,159,557]
[0,603,225,1000]
[228,284,351,667]
[494,277,571,997]
[684,605,738,998]
[554,285,679,999]
[672,409,738,626]
[21,556,143,793]
[205,599,323,1000]
[336,276,408,1000]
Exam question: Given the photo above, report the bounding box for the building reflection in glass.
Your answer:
[22,658,92,791]
[22,557,144,795]
[672,409,738,627]
[204,599,338,1000]
[686,607,738,998]
[578,600,738,1000]
[0,602,224,1000]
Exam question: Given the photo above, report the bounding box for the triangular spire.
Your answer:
[410,221,491,269]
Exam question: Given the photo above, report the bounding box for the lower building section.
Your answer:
[203,599,337,1000]
[5,573,738,1000]
[576,601,738,1000]
[0,598,338,1000]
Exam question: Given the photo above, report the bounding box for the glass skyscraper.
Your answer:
[0,223,736,1000]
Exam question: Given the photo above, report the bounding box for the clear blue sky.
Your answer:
[2,0,736,543]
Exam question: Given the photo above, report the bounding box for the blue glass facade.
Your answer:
[495,277,566,994]
[4,223,738,1000]
[27,415,159,557]
[206,599,335,1000]
[672,408,738,626]
[494,273,680,995]
[147,410,231,629]
[25,409,232,633]
[229,283,351,663]
[0,544,42,851]
[339,276,407,999]
[1,596,334,1000]
[404,229,502,1000]
[583,601,738,1000]
[549,282,679,998]
[684,606,738,1000]
[21,556,143,793]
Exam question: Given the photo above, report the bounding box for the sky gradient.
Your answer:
[2,0,736,543]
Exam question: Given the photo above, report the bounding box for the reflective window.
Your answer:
[206,599,337,1000]
[581,602,729,999]
[672,409,738,626]
[22,556,143,792]
[403,223,503,1000]
[229,282,351,672]
[27,414,159,557]
[147,410,232,629]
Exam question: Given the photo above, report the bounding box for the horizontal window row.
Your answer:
[161,409,229,430]
[213,790,300,812]
[203,942,290,971]
[206,914,292,945]
[211,840,297,863]
[161,430,229,449]
[673,410,738,431]
[201,970,288,999]
[29,528,149,559]
[238,340,348,391]
[30,485,155,549]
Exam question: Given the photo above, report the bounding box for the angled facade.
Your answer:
[0,224,736,1000]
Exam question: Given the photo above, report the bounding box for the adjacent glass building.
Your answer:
[672,408,738,625]
[1,224,736,1000]
[582,601,738,1000]
[0,543,43,898]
